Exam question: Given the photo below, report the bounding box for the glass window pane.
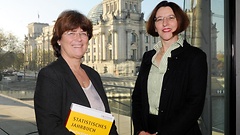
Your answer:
[184,0,225,134]
[0,0,230,134]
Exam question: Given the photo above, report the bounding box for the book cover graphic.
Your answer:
[66,103,114,135]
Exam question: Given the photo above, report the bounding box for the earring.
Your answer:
[58,43,61,46]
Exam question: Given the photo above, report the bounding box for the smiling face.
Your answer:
[57,27,89,60]
[155,6,178,42]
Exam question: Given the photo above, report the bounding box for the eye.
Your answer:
[155,17,163,22]
[80,32,88,37]
[66,31,75,36]
[168,15,176,20]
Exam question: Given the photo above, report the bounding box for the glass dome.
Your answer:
[87,2,103,24]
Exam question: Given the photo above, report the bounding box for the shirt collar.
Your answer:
[153,35,184,51]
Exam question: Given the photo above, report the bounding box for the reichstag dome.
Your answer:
[87,2,103,25]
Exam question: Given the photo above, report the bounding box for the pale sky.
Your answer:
[0,0,224,51]
[0,0,183,41]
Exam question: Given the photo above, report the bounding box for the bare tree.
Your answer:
[0,29,8,51]
[0,29,24,71]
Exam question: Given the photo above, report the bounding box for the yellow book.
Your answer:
[66,103,114,135]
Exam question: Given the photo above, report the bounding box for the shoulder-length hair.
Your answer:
[51,10,93,57]
[146,1,189,37]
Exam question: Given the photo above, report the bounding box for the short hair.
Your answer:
[146,1,189,37]
[51,10,93,57]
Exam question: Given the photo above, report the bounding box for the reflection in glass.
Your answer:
[183,0,225,134]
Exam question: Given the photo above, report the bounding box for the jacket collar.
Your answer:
[143,40,190,65]
[57,56,90,106]
[171,40,190,57]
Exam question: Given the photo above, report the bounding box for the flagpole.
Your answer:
[38,12,40,22]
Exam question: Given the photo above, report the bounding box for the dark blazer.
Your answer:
[132,40,208,135]
[34,56,118,135]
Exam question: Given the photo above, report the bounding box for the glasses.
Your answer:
[154,15,176,23]
[64,31,89,39]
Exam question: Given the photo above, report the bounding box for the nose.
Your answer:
[75,34,83,40]
[162,18,168,26]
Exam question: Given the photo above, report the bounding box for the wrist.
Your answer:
[136,131,144,135]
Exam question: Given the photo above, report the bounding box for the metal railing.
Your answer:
[103,84,133,135]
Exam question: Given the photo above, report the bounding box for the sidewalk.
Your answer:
[0,94,38,135]
[0,93,223,135]
[0,94,132,135]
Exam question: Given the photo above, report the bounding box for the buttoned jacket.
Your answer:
[132,40,208,135]
[34,56,118,135]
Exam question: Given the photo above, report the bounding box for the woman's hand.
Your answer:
[138,131,157,135]
[138,131,150,135]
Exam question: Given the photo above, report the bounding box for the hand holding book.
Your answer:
[66,103,114,135]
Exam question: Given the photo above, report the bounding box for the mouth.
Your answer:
[72,44,83,48]
[162,28,171,32]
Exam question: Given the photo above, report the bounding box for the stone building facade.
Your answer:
[84,0,158,76]
[24,0,218,76]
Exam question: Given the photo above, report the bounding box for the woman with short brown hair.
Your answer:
[132,1,207,135]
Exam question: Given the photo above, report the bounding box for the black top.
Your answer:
[132,40,208,135]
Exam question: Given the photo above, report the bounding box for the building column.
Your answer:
[126,30,131,60]
[101,32,106,60]
[113,31,118,62]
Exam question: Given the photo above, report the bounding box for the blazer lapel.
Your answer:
[82,65,110,111]
[57,57,90,106]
